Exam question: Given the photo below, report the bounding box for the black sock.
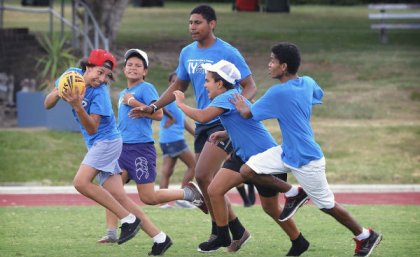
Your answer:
[228,218,245,240]
[211,221,217,236]
[216,225,231,246]
[236,185,251,205]
[292,233,303,244]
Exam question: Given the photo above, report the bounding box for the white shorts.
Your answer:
[246,145,335,209]
[82,138,122,185]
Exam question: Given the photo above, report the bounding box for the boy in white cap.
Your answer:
[97,49,207,256]
[173,60,310,255]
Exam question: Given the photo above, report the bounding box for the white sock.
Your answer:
[153,231,167,243]
[285,186,299,197]
[107,228,117,239]
[121,213,136,224]
[356,228,370,241]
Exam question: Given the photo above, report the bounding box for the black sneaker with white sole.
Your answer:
[148,235,173,256]
[354,229,382,257]
[117,217,142,245]
[198,236,230,253]
[279,187,309,222]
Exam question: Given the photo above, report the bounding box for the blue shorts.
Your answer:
[159,139,189,158]
[118,142,157,185]
[82,138,122,186]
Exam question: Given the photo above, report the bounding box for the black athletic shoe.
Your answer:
[197,236,231,253]
[279,187,309,222]
[148,235,173,256]
[286,233,310,256]
[354,229,382,257]
[185,182,208,214]
[117,217,142,245]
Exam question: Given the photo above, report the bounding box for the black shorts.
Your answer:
[194,120,233,154]
[223,152,287,198]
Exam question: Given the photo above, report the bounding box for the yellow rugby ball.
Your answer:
[57,71,86,97]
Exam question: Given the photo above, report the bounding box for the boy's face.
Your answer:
[204,72,221,100]
[123,56,147,81]
[189,14,215,41]
[85,66,112,87]
[268,52,286,80]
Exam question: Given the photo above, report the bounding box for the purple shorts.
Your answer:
[118,142,157,184]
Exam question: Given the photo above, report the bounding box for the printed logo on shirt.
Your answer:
[187,59,214,75]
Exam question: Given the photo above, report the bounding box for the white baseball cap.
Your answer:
[124,48,149,67]
[201,60,241,84]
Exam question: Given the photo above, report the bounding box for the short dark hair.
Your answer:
[271,42,301,74]
[125,53,148,69]
[191,4,217,22]
[209,71,234,90]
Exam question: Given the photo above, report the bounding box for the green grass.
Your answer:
[1,121,419,185]
[0,205,419,257]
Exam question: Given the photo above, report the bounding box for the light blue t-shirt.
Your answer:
[118,81,159,144]
[55,68,120,148]
[159,101,185,144]
[251,76,324,168]
[176,38,252,124]
[209,89,277,162]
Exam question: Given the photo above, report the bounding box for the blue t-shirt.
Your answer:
[176,38,252,124]
[251,76,324,168]
[159,101,185,144]
[118,81,159,144]
[209,89,277,162]
[56,68,120,148]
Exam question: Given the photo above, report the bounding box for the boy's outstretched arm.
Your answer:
[173,90,223,123]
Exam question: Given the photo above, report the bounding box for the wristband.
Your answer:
[127,97,135,106]
[149,103,158,114]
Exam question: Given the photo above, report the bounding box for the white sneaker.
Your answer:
[175,200,196,209]
[160,203,173,209]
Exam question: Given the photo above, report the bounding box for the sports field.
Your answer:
[1,1,420,257]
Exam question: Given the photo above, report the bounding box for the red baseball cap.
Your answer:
[87,49,116,71]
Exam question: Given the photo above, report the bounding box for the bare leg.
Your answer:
[194,142,229,220]
[159,156,177,189]
[208,169,244,227]
[259,195,300,240]
[137,182,184,205]
[178,149,196,187]
[321,203,363,236]
[103,175,161,238]
[240,164,292,193]
[73,164,129,219]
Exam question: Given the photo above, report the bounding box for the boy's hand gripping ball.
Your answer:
[58,71,86,97]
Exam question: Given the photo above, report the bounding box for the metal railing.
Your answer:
[0,0,108,57]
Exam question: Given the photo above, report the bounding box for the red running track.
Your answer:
[1,192,419,207]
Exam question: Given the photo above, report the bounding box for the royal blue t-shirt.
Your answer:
[209,89,277,162]
[118,81,159,144]
[159,101,185,144]
[251,76,324,168]
[176,38,252,124]
[55,68,120,148]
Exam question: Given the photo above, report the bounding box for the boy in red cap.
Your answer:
[44,49,148,246]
